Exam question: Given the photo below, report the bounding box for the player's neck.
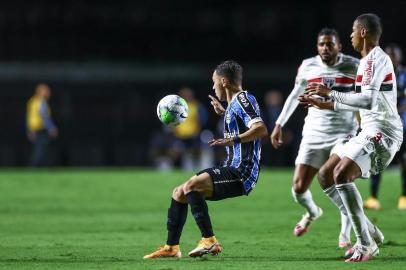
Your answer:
[226,86,243,103]
[323,55,339,66]
[361,39,379,57]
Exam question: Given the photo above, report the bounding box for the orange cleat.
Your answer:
[364,197,381,210]
[143,244,181,259]
[398,196,406,210]
[188,236,222,257]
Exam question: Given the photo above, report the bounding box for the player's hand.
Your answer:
[305,83,332,97]
[208,95,225,116]
[270,124,283,149]
[208,138,234,147]
[298,94,334,110]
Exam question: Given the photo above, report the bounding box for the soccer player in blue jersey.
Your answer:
[144,60,268,259]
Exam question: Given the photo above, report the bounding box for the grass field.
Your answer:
[0,168,405,270]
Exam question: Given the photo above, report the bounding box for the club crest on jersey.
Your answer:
[322,77,335,88]
[225,113,231,124]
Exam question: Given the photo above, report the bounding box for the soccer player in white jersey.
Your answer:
[301,13,403,262]
[271,28,359,247]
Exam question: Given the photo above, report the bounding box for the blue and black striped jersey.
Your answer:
[222,91,263,194]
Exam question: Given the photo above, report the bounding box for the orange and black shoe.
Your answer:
[188,236,222,258]
[143,244,181,259]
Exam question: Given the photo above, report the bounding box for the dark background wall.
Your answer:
[0,0,404,166]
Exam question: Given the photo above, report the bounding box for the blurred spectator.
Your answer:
[26,83,58,166]
[364,43,406,210]
[149,126,181,171]
[265,90,283,130]
[262,90,295,166]
[174,87,209,170]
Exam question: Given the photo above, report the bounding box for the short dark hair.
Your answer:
[215,60,243,85]
[318,28,340,42]
[356,13,382,39]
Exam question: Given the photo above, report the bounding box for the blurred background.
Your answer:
[1,0,405,168]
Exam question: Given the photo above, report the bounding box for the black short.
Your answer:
[196,166,245,201]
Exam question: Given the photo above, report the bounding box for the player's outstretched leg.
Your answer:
[291,165,322,236]
[183,173,221,257]
[143,186,188,259]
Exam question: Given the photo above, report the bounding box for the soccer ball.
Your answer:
[157,95,189,126]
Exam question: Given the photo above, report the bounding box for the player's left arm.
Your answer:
[209,121,267,146]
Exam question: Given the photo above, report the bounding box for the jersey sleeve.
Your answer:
[361,55,388,91]
[275,62,307,127]
[294,63,308,87]
[234,92,263,128]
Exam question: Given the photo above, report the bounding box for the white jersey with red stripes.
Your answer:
[293,53,359,137]
[355,46,403,142]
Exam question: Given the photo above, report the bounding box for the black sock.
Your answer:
[186,191,214,238]
[166,198,188,245]
[371,174,381,198]
[402,169,406,196]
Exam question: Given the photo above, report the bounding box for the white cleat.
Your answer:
[293,207,323,237]
[344,225,384,258]
[345,242,379,263]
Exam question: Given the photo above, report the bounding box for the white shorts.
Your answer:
[295,135,351,169]
[332,130,401,178]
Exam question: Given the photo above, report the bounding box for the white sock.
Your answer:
[336,183,373,246]
[291,188,320,217]
[323,186,351,239]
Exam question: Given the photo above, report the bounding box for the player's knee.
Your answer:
[172,186,184,201]
[183,176,198,194]
[333,165,348,185]
[292,178,307,194]
[318,166,333,189]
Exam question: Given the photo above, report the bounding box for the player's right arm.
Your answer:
[271,65,307,149]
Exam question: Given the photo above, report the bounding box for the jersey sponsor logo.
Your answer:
[224,131,237,139]
[362,60,373,86]
[238,93,250,107]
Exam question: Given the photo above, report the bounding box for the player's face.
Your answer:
[317,35,340,64]
[351,21,363,52]
[212,71,226,101]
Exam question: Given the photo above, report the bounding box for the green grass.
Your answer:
[0,168,405,270]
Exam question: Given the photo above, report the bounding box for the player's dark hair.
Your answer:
[318,28,340,42]
[355,13,382,39]
[215,60,243,85]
